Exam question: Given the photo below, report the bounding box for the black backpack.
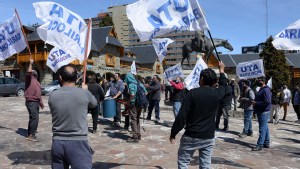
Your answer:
[135,81,149,108]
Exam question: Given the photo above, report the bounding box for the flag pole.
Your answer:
[82,19,92,84]
[207,30,221,61]
[14,9,32,59]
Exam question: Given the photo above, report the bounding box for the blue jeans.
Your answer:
[178,135,215,169]
[256,111,270,146]
[173,101,182,117]
[147,100,160,120]
[243,110,253,135]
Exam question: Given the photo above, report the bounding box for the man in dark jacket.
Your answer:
[25,59,44,142]
[87,72,105,133]
[216,78,232,131]
[170,62,227,169]
[252,77,272,151]
[145,75,161,122]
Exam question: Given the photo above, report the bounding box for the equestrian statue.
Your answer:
[181,31,234,67]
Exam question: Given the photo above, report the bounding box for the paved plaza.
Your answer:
[0,96,300,169]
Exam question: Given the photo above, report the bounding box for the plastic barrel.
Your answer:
[102,98,116,118]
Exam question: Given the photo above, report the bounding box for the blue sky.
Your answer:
[1,0,299,54]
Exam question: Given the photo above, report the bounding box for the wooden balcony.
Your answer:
[17,52,48,64]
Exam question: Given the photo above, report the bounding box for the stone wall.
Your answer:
[0,61,4,77]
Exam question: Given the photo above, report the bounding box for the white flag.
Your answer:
[33,2,88,62]
[164,63,184,80]
[0,13,26,60]
[184,57,208,90]
[267,77,272,89]
[46,47,77,72]
[272,19,300,50]
[152,38,174,62]
[236,59,265,79]
[131,60,137,75]
[126,0,209,41]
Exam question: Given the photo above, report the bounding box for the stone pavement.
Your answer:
[0,96,300,169]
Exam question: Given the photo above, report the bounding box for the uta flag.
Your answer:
[126,0,209,41]
[152,38,174,63]
[0,13,26,60]
[33,2,90,62]
[184,57,208,90]
[272,19,300,50]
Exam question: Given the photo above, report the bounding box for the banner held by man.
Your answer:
[236,59,265,79]
[164,63,184,80]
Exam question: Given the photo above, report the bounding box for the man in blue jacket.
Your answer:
[252,77,272,151]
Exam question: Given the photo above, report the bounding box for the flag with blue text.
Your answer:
[0,13,26,60]
[184,57,208,90]
[46,47,77,72]
[272,19,300,50]
[33,2,90,62]
[126,0,209,42]
[152,38,174,62]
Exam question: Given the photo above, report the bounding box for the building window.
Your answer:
[105,54,115,67]
[156,64,161,74]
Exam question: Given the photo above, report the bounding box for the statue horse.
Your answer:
[181,31,234,67]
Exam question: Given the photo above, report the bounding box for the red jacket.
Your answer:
[25,72,42,103]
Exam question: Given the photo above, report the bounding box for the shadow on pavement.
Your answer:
[279,137,300,144]
[217,137,255,148]
[217,130,241,136]
[93,162,163,169]
[15,128,27,137]
[277,128,300,134]
[102,130,130,141]
[7,150,51,165]
[0,125,14,131]
[189,156,250,168]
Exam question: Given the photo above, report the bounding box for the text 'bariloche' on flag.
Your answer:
[46,47,77,73]
[184,57,208,90]
[131,60,137,75]
[126,0,209,42]
[236,59,265,80]
[272,19,300,50]
[164,63,184,80]
[0,13,26,60]
[33,2,91,62]
[152,38,174,63]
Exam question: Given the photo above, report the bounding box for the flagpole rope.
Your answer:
[14,9,32,60]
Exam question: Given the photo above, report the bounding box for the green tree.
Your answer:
[99,15,113,27]
[260,36,290,89]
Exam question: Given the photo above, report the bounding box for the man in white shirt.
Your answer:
[282,85,291,121]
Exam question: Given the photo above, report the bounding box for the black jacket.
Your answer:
[87,83,104,103]
[171,73,228,139]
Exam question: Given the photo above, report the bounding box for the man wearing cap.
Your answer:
[25,59,44,142]
[230,78,240,111]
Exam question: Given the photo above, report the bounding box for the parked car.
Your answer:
[41,80,60,95]
[0,77,25,97]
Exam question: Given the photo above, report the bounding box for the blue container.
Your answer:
[102,98,116,118]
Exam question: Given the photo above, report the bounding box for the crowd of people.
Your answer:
[23,59,300,168]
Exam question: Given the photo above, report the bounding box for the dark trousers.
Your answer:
[52,139,92,169]
[165,86,172,100]
[147,100,160,120]
[89,103,100,131]
[216,105,230,129]
[293,105,300,120]
[130,106,142,139]
[26,101,39,136]
[113,102,122,122]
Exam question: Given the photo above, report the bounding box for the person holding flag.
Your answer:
[170,62,228,168]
